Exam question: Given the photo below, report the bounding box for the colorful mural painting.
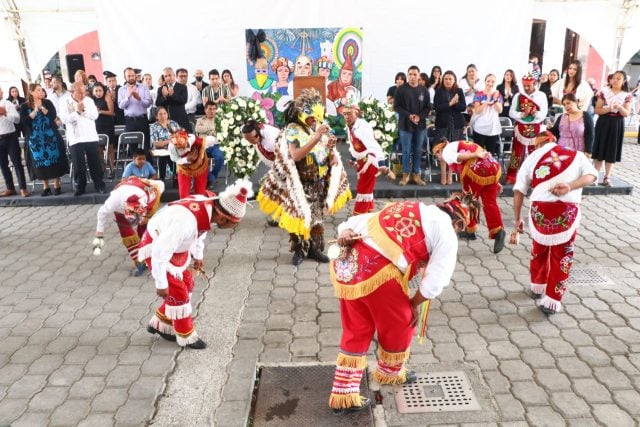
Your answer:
[245,27,363,116]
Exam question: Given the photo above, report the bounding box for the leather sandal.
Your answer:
[601,176,612,187]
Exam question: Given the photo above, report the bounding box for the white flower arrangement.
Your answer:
[358,96,398,154]
[215,96,268,178]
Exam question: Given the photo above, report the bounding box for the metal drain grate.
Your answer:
[566,268,613,286]
[394,371,481,413]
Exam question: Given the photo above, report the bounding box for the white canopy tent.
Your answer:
[1,0,639,98]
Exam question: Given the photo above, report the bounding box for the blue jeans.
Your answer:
[399,129,425,174]
[206,145,224,181]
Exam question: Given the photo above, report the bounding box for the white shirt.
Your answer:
[514,143,597,204]
[509,90,548,125]
[256,124,280,167]
[458,79,482,107]
[96,185,148,233]
[441,140,465,165]
[143,201,209,289]
[337,203,458,299]
[550,78,594,111]
[348,118,385,161]
[185,84,201,114]
[0,100,19,135]
[59,95,99,146]
[49,90,70,116]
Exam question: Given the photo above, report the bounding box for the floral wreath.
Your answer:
[215,96,269,178]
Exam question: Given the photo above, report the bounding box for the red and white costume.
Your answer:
[138,195,213,346]
[514,143,597,312]
[328,201,457,409]
[347,118,386,215]
[169,132,209,198]
[96,177,164,265]
[254,124,279,168]
[507,88,548,183]
[442,140,503,237]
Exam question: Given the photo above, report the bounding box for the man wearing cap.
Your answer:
[140,179,253,349]
[119,67,153,153]
[327,193,477,414]
[93,177,164,276]
[433,138,506,253]
[342,100,394,215]
[104,71,125,125]
[506,72,548,184]
[513,132,597,315]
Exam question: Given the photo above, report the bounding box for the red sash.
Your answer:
[168,198,212,235]
[349,128,368,155]
[256,142,275,163]
[531,146,577,188]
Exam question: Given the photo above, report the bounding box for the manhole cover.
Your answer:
[251,365,374,426]
[394,371,481,413]
[566,268,613,286]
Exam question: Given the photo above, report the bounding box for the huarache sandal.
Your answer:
[601,176,612,187]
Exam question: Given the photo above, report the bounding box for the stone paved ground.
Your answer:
[1,140,640,426]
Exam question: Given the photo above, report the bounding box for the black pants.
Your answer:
[124,115,151,156]
[0,132,27,190]
[472,132,500,156]
[69,141,104,192]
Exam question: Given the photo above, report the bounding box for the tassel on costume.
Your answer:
[418,299,431,345]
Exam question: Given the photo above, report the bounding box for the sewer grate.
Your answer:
[394,371,481,413]
[566,268,613,286]
[250,365,373,426]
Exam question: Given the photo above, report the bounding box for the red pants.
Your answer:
[115,212,147,264]
[140,232,198,346]
[329,278,415,408]
[463,179,503,237]
[530,232,576,311]
[506,138,535,184]
[353,162,378,215]
[177,172,208,199]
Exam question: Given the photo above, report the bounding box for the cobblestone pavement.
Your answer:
[1,141,640,426]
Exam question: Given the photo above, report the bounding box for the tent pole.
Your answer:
[2,0,33,82]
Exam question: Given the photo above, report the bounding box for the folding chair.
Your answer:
[115,131,144,177]
[498,117,514,173]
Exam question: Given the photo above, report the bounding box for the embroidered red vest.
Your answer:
[529,145,579,239]
[454,141,501,185]
[515,94,542,138]
[116,177,162,216]
[169,197,213,235]
[366,201,430,268]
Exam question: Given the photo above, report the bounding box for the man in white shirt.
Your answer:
[139,179,252,349]
[513,131,597,315]
[176,68,201,132]
[59,82,105,196]
[328,194,477,414]
[0,87,28,197]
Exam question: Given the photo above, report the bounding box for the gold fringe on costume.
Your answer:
[461,160,501,186]
[336,352,368,369]
[329,393,365,409]
[121,234,140,249]
[374,368,408,385]
[377,347,410,365]
[256,192,311,239]
[366,213,405,265]
[330,263,405,300]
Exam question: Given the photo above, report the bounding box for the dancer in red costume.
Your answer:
[342,99,394,215]
[328,193,478,414]
[94,177,164,276]
[513,132,596,315]
[433,138,506,253]
[506,72,548,184]
[140,179,252,349]
[169,129,209,198]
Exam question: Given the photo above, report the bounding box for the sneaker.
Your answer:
[332,397,371,416]
[308,248,330,263]
[186,338,207,349]
[134,262,147,277]
[493,229,506,254]
[146,325,177,342]
[458,230,477,240]
[403,370,418,384]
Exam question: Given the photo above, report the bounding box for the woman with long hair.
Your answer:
[471,74,503,156]
[551,60,593,111]
[92,82,116,178]
[19,83,68,196]
[591,70,631,186]
[433,70,466,184]
[428,65,442,100]
[386,72,406,105]
[6,86,25,137]
[496,69,519,118]
[222,69,240,98]
[539,69,559,111]
[459,64,481,117]
[550,93,594,155]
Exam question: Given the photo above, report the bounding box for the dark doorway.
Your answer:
[530,20,546,70]
[562,29,580,74]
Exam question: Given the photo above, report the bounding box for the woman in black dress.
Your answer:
[6,86,25,138]
[497,69,519,118]
[92,83,116,178]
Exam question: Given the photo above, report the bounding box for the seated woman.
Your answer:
[149,106,177,180]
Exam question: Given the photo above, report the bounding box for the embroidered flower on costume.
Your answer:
[560,255,572,274]
[535,165,551,179]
